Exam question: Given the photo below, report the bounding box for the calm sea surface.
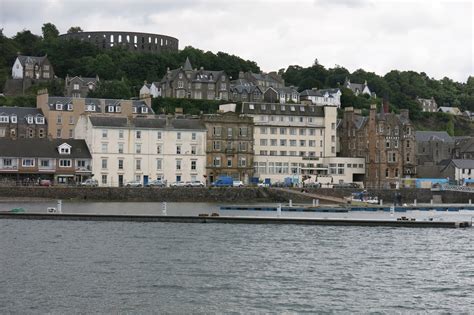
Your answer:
[0,201,473,313]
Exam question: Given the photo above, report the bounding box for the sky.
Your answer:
[1,0,473,82]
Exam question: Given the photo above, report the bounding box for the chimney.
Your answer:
[383,98,389,113]
[400,109,409,120]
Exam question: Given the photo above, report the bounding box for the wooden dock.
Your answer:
[0,212,471,228]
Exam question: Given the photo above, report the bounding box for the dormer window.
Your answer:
[58,143,72,155]
[300,106,305,112]
[0,114,8,123]
[67,104,73,111]
[178,73,183,79]
[133,107,138,113]
[115,106,121,113]
[108,106,115,113]
[26,116,34,124]
[261,104,266,110]
[141,107,148,114]
[86,104,96,112]
[35,116,44,124]
[281,105,285,111]
[56,103,63,110]
[11,115,17,123]
[290,106,295,112]
[249,104,254,110]
[88,84,93,90]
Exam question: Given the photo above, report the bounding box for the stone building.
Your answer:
[4,55,55,96]
[263,86,299,104]
[202,111,254,184]
[160,58,230,100]
[343,78,373,97]
[339,105,416,188]
[416,97,438,113]
[64,75,99,98]
[75,115,206,187]
[453,136,474,159]
[139,81,161,98]
[0,138,92,185]
[36,90,153,139]
[237,71,285,89]
[0,107,47,139]
[229,79,264,103]
[415,131,454,178]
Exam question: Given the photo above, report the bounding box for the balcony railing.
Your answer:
[0,165,18,170]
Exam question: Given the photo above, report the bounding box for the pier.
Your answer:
[0,212,471,228]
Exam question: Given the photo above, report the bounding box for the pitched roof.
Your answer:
[89,116,205,130]
[438,106,461,114]
[0,138,91,158]
[17,55,47,66]
[300,88,340,97]
[450,159,474,169]
[183,57,193,71]
[415,131,454,143]
[0,106,43,117]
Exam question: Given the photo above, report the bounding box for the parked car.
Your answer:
[170,181,186,187]
[39,179,52,187]
[211,176,233,187]
[186,180,205,187]
[233,180,244,187]
[81,179,98,187]
[146,180,166,188]
[126,180,142,187]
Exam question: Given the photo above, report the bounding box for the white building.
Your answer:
[242,102,354,184]
[300,88,342,108]
[75,115,207,187]
[139,81,161,98]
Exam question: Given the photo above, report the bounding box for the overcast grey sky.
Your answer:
[1,0,473,82]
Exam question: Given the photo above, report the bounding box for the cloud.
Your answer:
[0,0,472,82]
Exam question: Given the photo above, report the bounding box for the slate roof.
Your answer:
[450,159,474,169]
[241,102,324,117]
[0,138,91,158]
[67,76,99,84]
[161,58,226,84]
[438,106,461,114]
[415,131,454,143]
[17,55,47,66]
[300,88,340,97]
[89,116,205,130]
[47,97,152,113]
[0,107,44,117]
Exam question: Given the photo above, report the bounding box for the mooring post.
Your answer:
[162,202,167,216]
[57,200,62,213]
[469,199,472,205]
[414,199,417,206]
[277,203,282,218]
[430,199,433,205]
[390,205,395,216]
[289,199,292,207]
[380,199,383,206]
[312,199,316,207]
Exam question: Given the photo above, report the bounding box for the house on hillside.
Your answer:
[11,55,54,80]
[160,57,230,100]
[416,97,438,112]
[229,79,264,102]
[343,78,374,97]
[440,159,474,185]
[300,88,341,107]
[139,81,161,98]
[64,75,99,98]
[263,86,299,104]
[438,106,461,115]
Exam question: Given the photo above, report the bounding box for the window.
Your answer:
[59,145,70,154]
[331,123,336,130]
[57,115,62,124]
[102,129,108,138]
[176,145,181,154]
[213,156,221,167]
[239,157,247,167]
[40,159,50,167]
[157,131,162,140]
[56,104,63,110]
[260,127,267,134]
[0,115,8,123]
[290,128,296,135]
[176,159,181,170]
[191,160,196,171]
[136,131,141,139]
[156,144,162,154]
[213,141,221,150]
[191,145,196,155]
[270,139,277,146]
[73,84,79,90]
[118,159,124,170]
[21,158,34,167]
[156,159,162,170]
[69,116,74,125]
[118,143,124,154]
[290,140,297,147]
[270,128,277,135]
[309,140,316,147]
[213,127,221,136]
[177,132,181,140]
[101,159,107,169]
[227,127,233,138]
[300,140,306,147]
[11,115,17,123]
[178,81,184,88]
[260,139,268,146]
[59,159,71,167]
[280,128,286,135]
[192,132,196,140]
[136,159,141,170]
[227,157,232,167]
[299,129,305,136]
[101,143,108,153]
[119,130,124,139]
[280,139,287,146]
[136,144,141,154]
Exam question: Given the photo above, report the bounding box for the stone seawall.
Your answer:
[0,187,471,204]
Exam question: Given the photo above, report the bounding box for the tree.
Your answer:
[41,23,59,41]
[88,80,132,99]
[67,26,83,34]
